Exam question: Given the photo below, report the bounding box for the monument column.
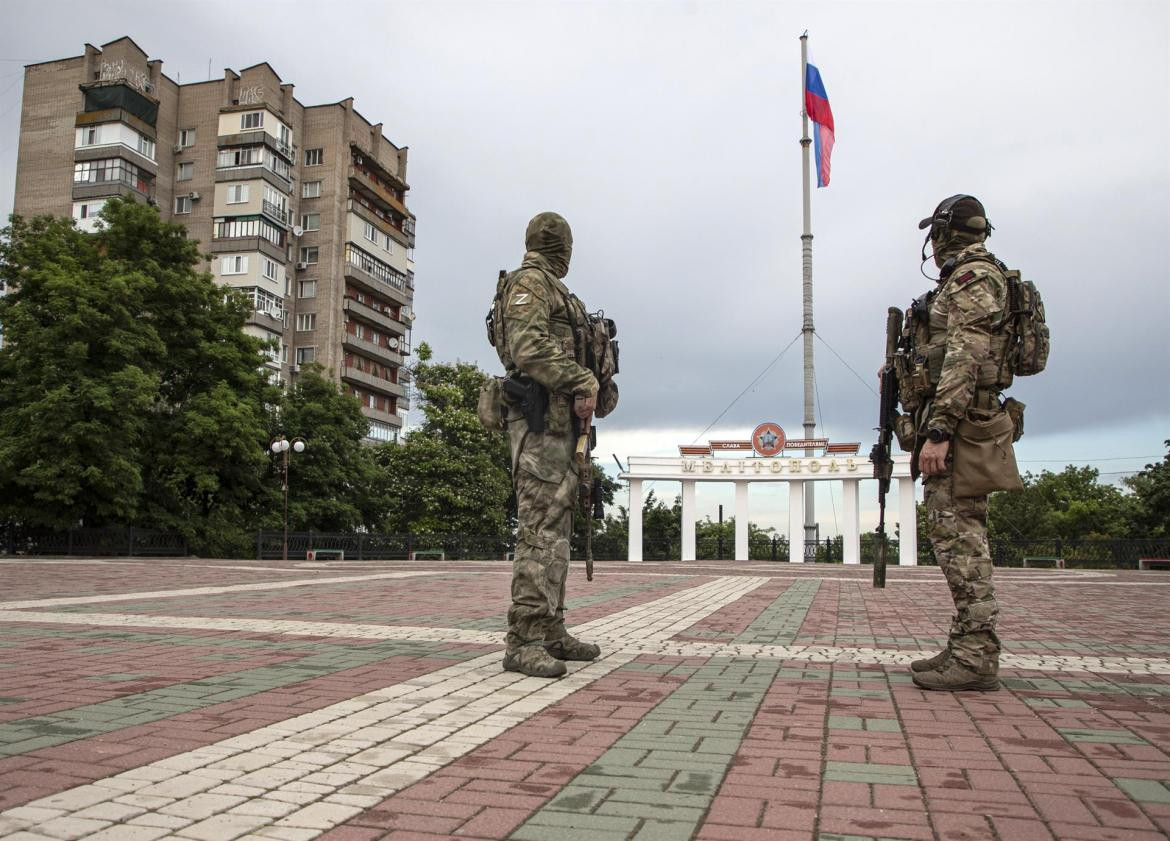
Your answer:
[842,478,861,564]
[787,481,805,562]
[734,481,749,560]
[898,476,917,565]
[628,478,644,563]
[681,479,697,562]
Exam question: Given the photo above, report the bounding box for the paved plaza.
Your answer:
[0,559,1168,841]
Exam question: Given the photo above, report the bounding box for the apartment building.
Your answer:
[12,36,416,443]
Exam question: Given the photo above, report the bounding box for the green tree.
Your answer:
[274,366,382,533]
[102,199,278,555]
[1124,441,1170,537]
[0,213,158,527]
[988,465,1134,541]
[373,343,512,537]
[0,199,275,553]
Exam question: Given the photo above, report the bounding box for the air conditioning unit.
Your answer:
[295,262,308,271]
[173,143,184,153]
[188,191,200,201]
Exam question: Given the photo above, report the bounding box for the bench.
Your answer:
[306,549,344,561]
[1023,556,1065,569]
[1138,558,1170,571]
[409,550,445,561]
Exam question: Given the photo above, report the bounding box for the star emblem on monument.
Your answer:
[759,430,778,450]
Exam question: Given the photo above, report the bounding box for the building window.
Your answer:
[177,161,193,181]
[80,126,100,146]
[213,216,284,246]
[136,132,155,160]
[384,234,394,254]
[299,246,319,264]
[282,344,289,363]
[300,213,320,232]
[175,195,192,214]
[296,346,315,364]
[305,148,323,166]
[299,280,316,298]
[226,184,249,204]
[221,255,248,275]
[262,258,278,281]
[302,180,321,199]
[296,313,316,331]
[367,421,397,443]
[241,111,263,130]
[217,146,263,169]
[363,221,377,243]
[179,128,196,147]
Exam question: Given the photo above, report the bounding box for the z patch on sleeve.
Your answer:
[512,292,531,305]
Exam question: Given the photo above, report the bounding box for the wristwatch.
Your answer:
[926,428,951,444]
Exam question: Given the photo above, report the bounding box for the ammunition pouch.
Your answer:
[502,374,549,435]
[893,413,917,453]
[1002,397,1025,442]
[477,377,506,432]
[952,408,1023,498]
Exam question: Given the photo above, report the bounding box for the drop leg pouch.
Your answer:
[952,409,1023,498]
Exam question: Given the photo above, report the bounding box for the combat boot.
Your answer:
[910,647,950,673]
[503,644,567,679]
[545,633,601,662]
[912,658,999,692]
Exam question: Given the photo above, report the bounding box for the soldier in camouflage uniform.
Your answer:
[494,212,603,679]
[901,195,1013,692]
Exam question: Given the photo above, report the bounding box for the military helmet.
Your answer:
[918,194,992,239]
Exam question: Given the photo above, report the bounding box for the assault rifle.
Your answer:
[574,412,604,581]
[869,306,903,589]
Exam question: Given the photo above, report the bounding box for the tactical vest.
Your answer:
[897,251,1045,412]
[485,268,619,394]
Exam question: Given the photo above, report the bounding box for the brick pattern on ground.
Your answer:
[0,558,1168,841]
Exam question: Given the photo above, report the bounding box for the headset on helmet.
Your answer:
[919,194,994,275]
[919,194,993,240]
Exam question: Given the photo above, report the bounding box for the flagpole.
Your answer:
[799,32,817,557]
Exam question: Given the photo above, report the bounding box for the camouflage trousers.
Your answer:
[923,470,1000,674]
[505,419,578,652]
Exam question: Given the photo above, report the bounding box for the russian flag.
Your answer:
[804,59,835,187]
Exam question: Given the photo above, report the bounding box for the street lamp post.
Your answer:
[270,435,306,561]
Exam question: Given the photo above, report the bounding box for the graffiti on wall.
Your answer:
[100,59,150,92]
[238,86,265,105]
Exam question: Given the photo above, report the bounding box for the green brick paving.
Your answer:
[1058,727,1148,745]
[0,639,480,758]
[733,579,821,645]
[1004,676,1170,697]
[510,656,781,841]
[1114,778,1170,804]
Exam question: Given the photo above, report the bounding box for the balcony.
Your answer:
[340,366,407,399]
[348,165,410,218]
[342,297,407,335]
[343,244,412,305]
[360,404,405,428]
[245,308,285,333]
[341,333,403,368]
[261,199,289,227]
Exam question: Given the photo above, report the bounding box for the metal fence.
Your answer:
[258,531,1170,567]
[256,531,516,561]
[1,526,188,557]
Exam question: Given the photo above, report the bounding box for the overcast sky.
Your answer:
[1,0,1167,534]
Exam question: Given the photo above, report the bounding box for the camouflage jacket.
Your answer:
[920,243,1011,435]
[497,252,599,399]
